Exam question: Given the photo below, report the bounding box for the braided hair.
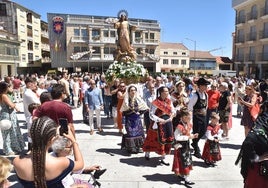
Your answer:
[30,116,57,188]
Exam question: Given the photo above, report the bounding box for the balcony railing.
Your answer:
[246,32,257,41]
[258,52,268,61]
[245,53,256,61]
[259,30,268,40]
[235,36,245,43]
[261,7,268,17]
[235,54,244,62]
[236,15,246,25]
[247,12,258,21]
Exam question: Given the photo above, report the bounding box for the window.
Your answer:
[145,33,148,39]
[0,3,7,16]
[171,59,179,65]
[73,46,80,53]
[92,46,100,54]
[238,10,245,23]
[81,29,88,37]
[263,44,268,61]
[251,5,258,20]
[163,51,168,55]
[173,52,177,55]
[34,42,39,50]
[264,22,268,38]
[103,30,109,37]
[182,52,186,55]
[163,59,168,65]
[150,33,154,39]
[81,47,88,52]
[250,26,256,40]
[35,55,40,61]
[28,53,33,62]
[27,41,33,51]
[74,29,80,36]
[110,31,115,37]
[237,29,244,43]
[27,13,32,23]
[92,29,100,37]
[181,59,186,65]
[249,46,255,61]
[22,54,26,61]
[266,0,268,15]
[135,32,141,38]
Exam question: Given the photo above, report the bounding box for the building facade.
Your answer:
[0,0,42,75]
[0,28,20,78]
[232,0,268,79]
[47,13,161,73]
[158,42,190,73]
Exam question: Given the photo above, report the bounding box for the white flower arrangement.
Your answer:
[105,60,147,84]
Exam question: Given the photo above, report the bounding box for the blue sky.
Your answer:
[14,0,235,58]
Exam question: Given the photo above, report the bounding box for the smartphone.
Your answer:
[59,118,68,136]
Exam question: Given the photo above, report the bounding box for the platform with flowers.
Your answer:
[105,60,147,85]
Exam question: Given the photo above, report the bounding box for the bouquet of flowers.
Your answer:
[105,60,147,85]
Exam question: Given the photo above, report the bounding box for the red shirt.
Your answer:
[207,89,221,110]
[34,100,73,124]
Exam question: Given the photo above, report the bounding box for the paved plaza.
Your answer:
[2,102,245,188]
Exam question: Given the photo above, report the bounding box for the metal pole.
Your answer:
[194,40,196,76]
[185,38,196,75]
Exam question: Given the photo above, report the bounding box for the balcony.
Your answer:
[247,12,258,22]
[42,57,51,63]
[71,36,89,43]
[258,52,268,61]
[261,7,268,19]
[236,15,246,25]
[259,30,268,41]
[246,32,257,42]
[235,36,245,43]
[41,44,50,51]
[245,53,256,61]
[235,54,244,62]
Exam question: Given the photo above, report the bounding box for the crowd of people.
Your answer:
[0,72,268,187]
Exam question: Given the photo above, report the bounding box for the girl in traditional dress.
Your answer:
[172,108,198,185]
[143,86,176,165]
[120,84,148,154]
[202,112,223,166]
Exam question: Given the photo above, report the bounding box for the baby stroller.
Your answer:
[83,168,107,188]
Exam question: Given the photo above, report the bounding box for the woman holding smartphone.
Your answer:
[13,116,84,188]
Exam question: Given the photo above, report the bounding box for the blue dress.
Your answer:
[0,102,25,155]
[17,159,74,188]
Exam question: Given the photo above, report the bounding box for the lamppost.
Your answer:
[185,38,196,75]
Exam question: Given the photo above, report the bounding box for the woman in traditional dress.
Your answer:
[0,81,25,156]
[120,84,148,154]
[143,86,176,165]
[172,108,198,185]
[170,80,189,130]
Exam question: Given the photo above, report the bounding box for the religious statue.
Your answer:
[114,10,136,62]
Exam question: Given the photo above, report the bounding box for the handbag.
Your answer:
[249,102,260,121]
[0,119,11,131]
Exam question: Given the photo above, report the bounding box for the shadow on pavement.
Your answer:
[220,143,241,150]
[143,173,187,186]
[120,156,163,167]
[96,148,130,157]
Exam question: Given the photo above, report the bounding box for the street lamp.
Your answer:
[185,38,196,75]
